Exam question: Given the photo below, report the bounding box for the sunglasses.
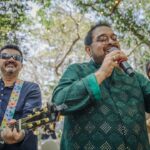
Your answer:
[0,53,23,62]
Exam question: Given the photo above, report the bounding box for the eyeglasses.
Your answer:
[96,34,118,44]
[0,53,23,62]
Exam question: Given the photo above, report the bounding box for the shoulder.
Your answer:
[135,71,148,80]
[22,81,41,92]
[66,62,90,70]
[23,81,39,87]
[62,62,90,76]
[134,71,150,84]
[59,62,90,79]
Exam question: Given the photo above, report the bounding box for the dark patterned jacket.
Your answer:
[0,80,42,150]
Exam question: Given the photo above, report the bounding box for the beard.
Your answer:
[1,61,18,76]
[1,67,16,76]
[91,54,106,65]
[5,67,15,74]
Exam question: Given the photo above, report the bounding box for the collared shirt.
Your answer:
[0,79,42,150]
[52,60,150,150]
[0,80,15,124]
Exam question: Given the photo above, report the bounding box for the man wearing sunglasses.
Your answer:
[0,44,42,150]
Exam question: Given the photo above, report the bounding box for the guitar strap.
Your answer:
[1,79,24,128]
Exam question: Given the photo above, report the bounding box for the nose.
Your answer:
[108,37,115,44]
[8,57,15,61]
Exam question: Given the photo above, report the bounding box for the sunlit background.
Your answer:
[1,0,150,149]
[1,0,150,103]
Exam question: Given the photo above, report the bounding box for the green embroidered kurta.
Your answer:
[52,60,150,150]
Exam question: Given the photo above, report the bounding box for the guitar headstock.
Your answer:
[16,104,59,132]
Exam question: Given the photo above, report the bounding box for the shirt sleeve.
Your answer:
[51,64,101,114]
[20,83,42,147]
[136,73,150,113]
[22,83,42,117]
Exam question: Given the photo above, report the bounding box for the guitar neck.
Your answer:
[0,104,61,132]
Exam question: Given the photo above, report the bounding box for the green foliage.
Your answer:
[74,0,150,70]
[0,1,27,46]
[35,0,51,8]
[1,0,150,101]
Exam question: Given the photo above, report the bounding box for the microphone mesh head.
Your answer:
[109,47,118,52]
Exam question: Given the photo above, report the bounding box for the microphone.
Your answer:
[109,47,135,77]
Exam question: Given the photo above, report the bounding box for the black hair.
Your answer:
[146,61,150,76]
[84,22,111,46]
[0,44,23,57]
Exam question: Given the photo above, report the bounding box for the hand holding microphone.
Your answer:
[109,47,135,77]
[95,48,134,84]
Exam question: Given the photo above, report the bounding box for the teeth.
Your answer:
[5,63,16,67]
[6,64,15,67]
[7,63,14,65]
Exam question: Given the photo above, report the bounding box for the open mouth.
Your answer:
[104,45,119,54]
[5,61,17,68]
[6,64,15,68]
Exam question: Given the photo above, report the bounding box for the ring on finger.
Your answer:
[112,55,116,61]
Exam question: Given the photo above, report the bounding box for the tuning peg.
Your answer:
[27,114,32,118]
[33,130,40,135]
[33,107,41,112]
[35,111,40,115]
[43,107,48,112]
[35,121,41,125]
[27,124,33,128]
[44,118,49,122]
[50,123,55,131]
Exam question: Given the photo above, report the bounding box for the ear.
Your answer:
[19,63,23,70]
[85,46,92,57]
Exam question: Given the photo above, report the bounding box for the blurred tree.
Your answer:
[0,0,27,46]
[1,0,150,102]
[74,0,150,70]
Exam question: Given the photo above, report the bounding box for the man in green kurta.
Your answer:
[52,22,150,150]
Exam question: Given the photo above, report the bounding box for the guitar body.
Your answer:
[0,104,59,146]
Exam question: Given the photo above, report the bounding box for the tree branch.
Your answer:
[55,34,80,76]
[127,41,143,56]
[110,0,122,15]
[54,6,81,75]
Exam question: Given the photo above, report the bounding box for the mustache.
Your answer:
[5,61,17,67]
[104,45,120,53]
